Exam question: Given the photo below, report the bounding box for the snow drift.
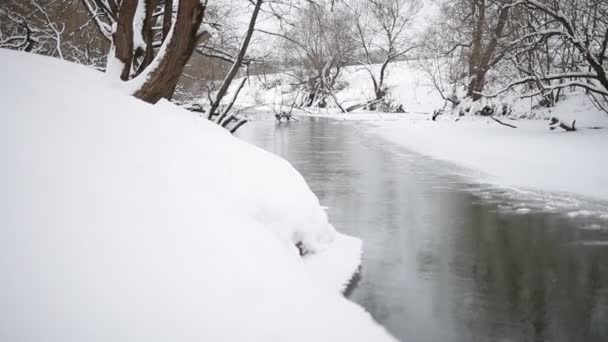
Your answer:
[0,49,394,342]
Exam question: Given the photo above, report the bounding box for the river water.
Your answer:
[237,118,608,342]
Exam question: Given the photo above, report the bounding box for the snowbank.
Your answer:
[0,49,394,342]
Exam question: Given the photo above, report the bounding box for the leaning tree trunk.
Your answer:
[133,0,210,103]
[207,0,263,118]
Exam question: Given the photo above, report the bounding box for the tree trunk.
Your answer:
[467,2,509,101]
[162,0,173,42]
[113,0,138,81]
[376,58,390,100]
[133,0,209,103]
[466,0,485,100]
[468,69,487,101]
[137,0,157,75]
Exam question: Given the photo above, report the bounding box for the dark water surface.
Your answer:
[237,118,608,342]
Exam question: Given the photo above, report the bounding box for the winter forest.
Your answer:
[1,0,608,341]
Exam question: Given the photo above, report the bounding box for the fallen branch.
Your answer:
[346,99,383,112]
[549,118,576,131]
[432,109,443,121]
[329,92,346,113]
[217,77,248,125]
[490,115,517,128]
[230,118,248,134]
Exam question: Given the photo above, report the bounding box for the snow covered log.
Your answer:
[549,117,576,132]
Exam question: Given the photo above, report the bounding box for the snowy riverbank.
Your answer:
[303,95,608,205]
[232,56,608,205]
[0,49,394,342]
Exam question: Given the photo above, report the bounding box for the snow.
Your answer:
[302,233,362,293]
[104,22,125,80]
[0,49,394,342]
[197,23,213,37]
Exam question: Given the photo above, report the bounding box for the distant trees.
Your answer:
[261,0,421,110]
[350,0,421,100]
[502,0,608,110]
[5,0,605,116]
[421,0,608,113]
[423,0,513,103]
[0,0,106,67]
[276,2,355,109]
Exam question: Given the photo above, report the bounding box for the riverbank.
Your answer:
[229,57,608,204]
[0,50,394,342]
[298,94,608,204]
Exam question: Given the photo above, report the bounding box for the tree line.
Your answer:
[1,0,607,121]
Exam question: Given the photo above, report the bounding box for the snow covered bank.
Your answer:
[360,96,608,202]
[235,56,608,204]
[0,49,394,341]
[225,55,608,207]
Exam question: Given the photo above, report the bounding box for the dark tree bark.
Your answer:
[466,0,485,100]
[375,59,390,100]
[113,0,138,81]
[134,0,210,103]
[162,0,173,42]
[134,0,157,75]
[466,1,510,101]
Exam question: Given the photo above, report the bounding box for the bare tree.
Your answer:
[197,0,265,132]
[262,1,355,109]
[293,3,353,109]
[207,0,263,120]
[491,0,608,112]
[350,0,421,100]
[1,0,107,67]
[422,0,514,103]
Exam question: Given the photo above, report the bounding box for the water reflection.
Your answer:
[237,118,608,342]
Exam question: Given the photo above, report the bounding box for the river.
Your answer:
[237,117,608,342]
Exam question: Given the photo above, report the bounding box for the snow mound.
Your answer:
[0,49,394,342]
